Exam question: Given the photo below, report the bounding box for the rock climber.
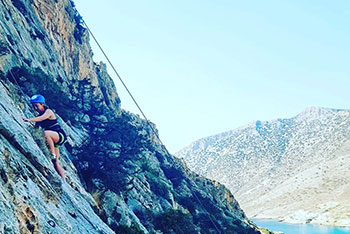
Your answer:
[23,94,66,180]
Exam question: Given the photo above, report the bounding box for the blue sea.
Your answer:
[252,219,350,234]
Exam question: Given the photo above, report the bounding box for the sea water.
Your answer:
[252,219,350,234]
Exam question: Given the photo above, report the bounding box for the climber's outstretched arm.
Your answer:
[23,109,53,122]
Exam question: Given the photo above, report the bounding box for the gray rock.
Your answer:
[0,0,268,233]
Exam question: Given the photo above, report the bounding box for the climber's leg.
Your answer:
[44,130,59,155]
[53,147,65,180]
[44,130,65,180]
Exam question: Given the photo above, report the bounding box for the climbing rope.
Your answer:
[0,25,25,97]
[0,23,35,114]
[80,15,222,234]
[81,20,164,150]
[0,7,222,233]
[8,68,27,97]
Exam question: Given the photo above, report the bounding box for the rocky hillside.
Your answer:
[0,0,268,233]
[176,107,350,227]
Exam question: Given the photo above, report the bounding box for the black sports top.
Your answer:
[37,118,60,131]
[36,107,61,131]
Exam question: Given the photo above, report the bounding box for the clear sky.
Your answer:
[73,0,350,153]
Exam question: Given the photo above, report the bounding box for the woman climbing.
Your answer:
[23,94,66,180]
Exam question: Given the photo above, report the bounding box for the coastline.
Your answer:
[251,211,350,228]
[252,218,350,234]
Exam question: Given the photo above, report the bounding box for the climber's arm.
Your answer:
[23,109,53,122]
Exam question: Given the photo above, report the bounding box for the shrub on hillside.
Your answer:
[154,209,197,234]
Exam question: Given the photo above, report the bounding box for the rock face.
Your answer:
[0,0,266,233]
[176,107,350,227]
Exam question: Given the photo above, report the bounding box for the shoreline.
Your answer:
[251,218,350,229]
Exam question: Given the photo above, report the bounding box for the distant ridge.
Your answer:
[176,107,350,227]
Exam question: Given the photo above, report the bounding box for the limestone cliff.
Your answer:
[0,0,266,233]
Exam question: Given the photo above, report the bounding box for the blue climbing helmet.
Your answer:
[30,94,45,104]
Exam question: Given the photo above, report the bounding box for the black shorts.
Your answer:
[45,124,67,148]
[54,128,67,148]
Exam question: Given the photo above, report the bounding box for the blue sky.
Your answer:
[73,0,350,153]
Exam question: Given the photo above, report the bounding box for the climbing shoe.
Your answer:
[51,154,57,164]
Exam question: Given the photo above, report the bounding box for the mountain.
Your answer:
[176,107,350,227]
[0,0,271,233]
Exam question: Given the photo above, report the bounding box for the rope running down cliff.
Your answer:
[0,23,34,111]
[80,17,222,234]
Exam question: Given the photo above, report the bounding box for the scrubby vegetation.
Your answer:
[7,66,77,122]
[154,209,197,234]
[115,224,144,234]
